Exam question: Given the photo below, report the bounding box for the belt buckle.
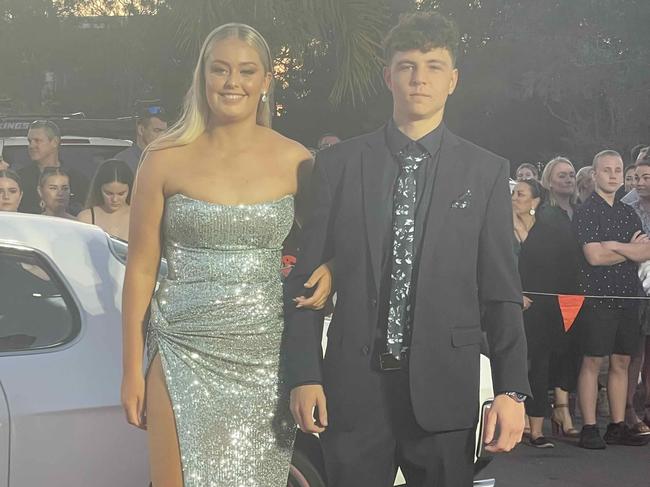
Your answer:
[379,351,406,371]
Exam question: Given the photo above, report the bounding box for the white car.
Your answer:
[0,213,148,487]
[0,213,495,487]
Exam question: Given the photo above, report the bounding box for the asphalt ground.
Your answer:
[476,419,650,487]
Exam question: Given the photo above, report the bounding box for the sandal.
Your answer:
[628,421,650,436]
[551,404,579,438]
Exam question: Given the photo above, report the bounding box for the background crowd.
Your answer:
[512,149,650,450]
[0,109,170,240]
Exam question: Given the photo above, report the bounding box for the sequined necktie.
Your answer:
[386,144,428,360]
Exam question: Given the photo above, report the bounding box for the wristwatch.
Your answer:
[503,391,527,403]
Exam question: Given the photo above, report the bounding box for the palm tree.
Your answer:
[163,0,399,105]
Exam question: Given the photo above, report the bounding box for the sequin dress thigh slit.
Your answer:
[146,193,296,487]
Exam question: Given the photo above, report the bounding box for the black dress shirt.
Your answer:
[572,190,643,307]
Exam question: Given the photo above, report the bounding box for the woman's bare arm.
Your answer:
[122,151,167,376]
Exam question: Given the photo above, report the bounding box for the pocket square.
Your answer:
[451,189,472,209]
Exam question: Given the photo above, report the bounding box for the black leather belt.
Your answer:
[379,349,409,371]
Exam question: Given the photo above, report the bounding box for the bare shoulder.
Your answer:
[259,127,312,167]
[138,145,187,173]
[137,145,190,191]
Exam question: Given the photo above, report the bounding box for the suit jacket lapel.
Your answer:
[361,128,393,294]
[420,128,465,260]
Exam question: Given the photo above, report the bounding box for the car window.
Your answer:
[2,145,128,180]
[0,247,80,354]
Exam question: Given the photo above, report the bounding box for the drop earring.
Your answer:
[261,92,268,103]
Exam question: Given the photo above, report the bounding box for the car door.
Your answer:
[0,382,8,487]
[0,242,148,487]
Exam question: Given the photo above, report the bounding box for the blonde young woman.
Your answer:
[38,167,76,220]
[541,157,577,219]
[120,24,330,487]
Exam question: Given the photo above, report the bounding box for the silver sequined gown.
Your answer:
[146,193,296,487]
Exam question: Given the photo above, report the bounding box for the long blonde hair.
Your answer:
[146,23,274,154]
[540,156,578,206]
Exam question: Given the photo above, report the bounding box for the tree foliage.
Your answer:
[163,0,392,105]
[1,0,649,166]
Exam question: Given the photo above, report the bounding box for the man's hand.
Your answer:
[290,384,328,433]
[483,394,525,453]
[630,231,649,244]
[601,232,650,263]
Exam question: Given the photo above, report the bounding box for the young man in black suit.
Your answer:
[284,12,530,487]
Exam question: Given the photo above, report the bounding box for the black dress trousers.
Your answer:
[319,366,476,487]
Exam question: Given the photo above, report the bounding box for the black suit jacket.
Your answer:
[283,125,530,433]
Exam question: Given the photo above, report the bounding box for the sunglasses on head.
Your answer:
[30,120,58,129]
[145,106,164,115]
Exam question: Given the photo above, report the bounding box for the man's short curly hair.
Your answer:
[383,12,460,66]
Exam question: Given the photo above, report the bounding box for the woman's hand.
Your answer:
[522,295,533,311]
[294,262,333,310]
[121,371,146,429]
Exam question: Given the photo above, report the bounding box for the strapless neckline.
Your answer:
[168,192,294,208]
